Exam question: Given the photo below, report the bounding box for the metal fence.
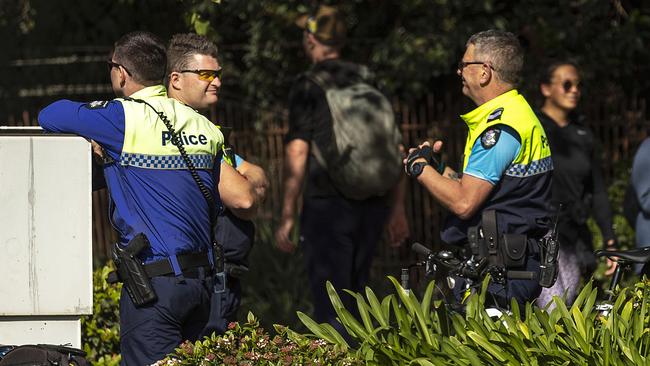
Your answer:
[3,92,649,276]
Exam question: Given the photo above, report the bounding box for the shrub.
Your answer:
[155,312,362,366]
[81,264,121,366]
[297,276,650,365]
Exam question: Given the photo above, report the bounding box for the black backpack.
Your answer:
[0,345,89,366]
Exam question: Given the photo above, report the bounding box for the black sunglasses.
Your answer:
[560,80,582,92]
[107,60,131,76]
[179,69,223,82]
[457,61,495,70]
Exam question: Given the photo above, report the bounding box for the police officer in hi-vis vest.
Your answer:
[405,30,553,307]
[38,31,256,365]
[166,33,269,337]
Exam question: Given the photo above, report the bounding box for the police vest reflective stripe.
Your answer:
[118,85,224,169]
[461,89,552,176]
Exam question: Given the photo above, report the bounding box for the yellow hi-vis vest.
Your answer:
[442,89,553,245]
[461,89,552,177]
[118,85,224,169]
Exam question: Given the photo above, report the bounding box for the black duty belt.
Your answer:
[146,252,212,278]
[145,257,250,279]
[107,252,250,284]
[107,252,212,284]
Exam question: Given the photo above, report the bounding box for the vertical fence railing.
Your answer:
[3,94,649,274]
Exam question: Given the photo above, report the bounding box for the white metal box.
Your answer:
[0,127,93,348]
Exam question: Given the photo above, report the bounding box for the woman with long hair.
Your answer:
[536,61,617,307]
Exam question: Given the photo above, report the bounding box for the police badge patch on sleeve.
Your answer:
[480,127,501,149]
[85,100,109,109]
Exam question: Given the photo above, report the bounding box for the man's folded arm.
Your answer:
[38,100,125,154]
[219,161,258,220]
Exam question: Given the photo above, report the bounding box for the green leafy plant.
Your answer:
[81,264,121,366]
[155,312,362,366]
[297,276,650,365]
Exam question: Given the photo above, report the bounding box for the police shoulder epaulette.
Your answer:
[85,100,110,109]
[487,107,504,123]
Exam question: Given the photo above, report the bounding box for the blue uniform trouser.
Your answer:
[300,195,390,335]
[119,275,211,366]
[453,255,542,309]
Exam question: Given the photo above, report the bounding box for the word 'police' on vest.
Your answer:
[161,131,208,146]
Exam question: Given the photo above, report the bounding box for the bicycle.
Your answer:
[404,243,650,316]
[403,242,519,318]
[593,246,650,316]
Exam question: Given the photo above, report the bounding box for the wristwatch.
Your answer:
[407,161,427,178]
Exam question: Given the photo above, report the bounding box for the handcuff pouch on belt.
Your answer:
[468,210,530,284]
[111,233,158,307]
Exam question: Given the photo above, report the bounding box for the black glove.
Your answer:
[405,145,445,177]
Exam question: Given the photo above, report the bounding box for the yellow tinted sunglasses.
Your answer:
[179,68,223,82]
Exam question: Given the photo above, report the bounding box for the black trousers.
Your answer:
[300,195,390,333]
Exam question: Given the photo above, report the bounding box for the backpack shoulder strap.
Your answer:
[302,69,335,171]
[304,69,336,91]
[310,140,328,170]
[357,64,372,82]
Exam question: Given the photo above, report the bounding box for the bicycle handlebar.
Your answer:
[411,242,476,279]
[412,242,433,256]
[411,242,537,282]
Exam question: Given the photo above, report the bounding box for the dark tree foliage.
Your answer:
[0,0,188,118]
[2,0,188,55]
[1,0,649,117]
[183,0,650,108]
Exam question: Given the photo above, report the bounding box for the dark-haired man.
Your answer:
[38,31,255,365]
[166,33,269,336]
[405,30,553,306]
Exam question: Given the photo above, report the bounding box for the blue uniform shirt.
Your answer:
[38,91,222,263]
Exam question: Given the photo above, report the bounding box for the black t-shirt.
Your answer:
[286,59,368,198]
[538,111,615,243]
